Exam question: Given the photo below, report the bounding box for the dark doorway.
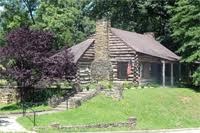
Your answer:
[117,62,128,79]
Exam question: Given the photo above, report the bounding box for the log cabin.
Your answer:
[60,20,180,86]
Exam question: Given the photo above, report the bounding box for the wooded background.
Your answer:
[0,0,199,86]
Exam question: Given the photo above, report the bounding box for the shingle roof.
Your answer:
[67,28,180,63]
[69,39,94,63]
[111,28,180,61]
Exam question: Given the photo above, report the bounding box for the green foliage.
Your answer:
[146,83,160,88]
[81,81,113,90]
[0,0,32,45]
[0,103,51,114]
[50,81,72,89]
[24,87,72,103]
[0,0,177,49]
[123,81,138,89]
[0,79,7,86]
[80,81,115,90]
[85,0,177,50]
[99,80,113,89]
[34,0,95,48]
[1,0,200,87]
[170,0,200,86]
[0,0,95,47]
[81,83,97,90]
[192,67,200,86]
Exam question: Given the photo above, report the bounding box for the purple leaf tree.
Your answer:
[0,27,77,101]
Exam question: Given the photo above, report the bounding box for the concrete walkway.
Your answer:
[0,110,61,133]
[0,116,30,133]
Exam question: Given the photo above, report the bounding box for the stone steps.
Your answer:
[53,90,98,111]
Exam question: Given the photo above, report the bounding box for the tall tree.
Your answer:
[0,27,76,101]
[33,0,95,48]
[170,0,200,86]
[0,0,38,45]
[0,0,95,47]
[84,0,177,51]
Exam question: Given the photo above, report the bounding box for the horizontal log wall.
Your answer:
[77,31,142,84]
[109,32,139,83]
[77,43,95,84]
[138,53,161,63]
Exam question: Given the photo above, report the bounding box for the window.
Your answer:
[117,62,128,79]
[140,62,153,79]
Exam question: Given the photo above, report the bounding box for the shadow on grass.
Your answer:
[190,87,200,93]
[0,104,21,111]
[178,83,200,93]
[185,85,200,93]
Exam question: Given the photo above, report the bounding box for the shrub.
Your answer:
[192,67,200,87]
[146,83,160,88]
[81,83,98,91]
[99,80,113,89]
[0,27,76,102]
[123,81,138,89]
[0,79,7,86]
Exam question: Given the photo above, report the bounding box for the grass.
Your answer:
[17,87,200,132]
[0,103,51,114]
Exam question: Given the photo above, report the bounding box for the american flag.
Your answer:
[127,62,132,75]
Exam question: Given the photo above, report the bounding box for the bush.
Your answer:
[0,79,8,86]
[49,81,72,89]
[22,85,73,104]
[123,81,138,89]
[192,67,200,87]
[80,83,97,91]
[146,83,160,88]
[99,80,113,89]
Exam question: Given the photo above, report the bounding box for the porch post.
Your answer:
[179,63,182,81]
[140,63,143,79]
[171,63,174,86]
[139,63,143,85]
[162,60,166,87]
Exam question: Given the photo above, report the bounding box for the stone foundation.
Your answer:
[0,87,18,104]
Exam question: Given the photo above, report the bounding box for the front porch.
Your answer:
[139,61,180,86]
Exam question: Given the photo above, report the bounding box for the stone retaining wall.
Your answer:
[35,117,136,131]
[0,87,18,104]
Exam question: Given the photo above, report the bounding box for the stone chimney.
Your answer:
[91,19,113,81]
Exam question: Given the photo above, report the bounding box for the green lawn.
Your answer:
[17,87,200,132]
[0,103,51,114]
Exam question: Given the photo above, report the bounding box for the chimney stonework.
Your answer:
[94,20,110,59]
[91,19,113,81]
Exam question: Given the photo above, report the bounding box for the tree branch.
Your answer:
[22,0,36,25]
